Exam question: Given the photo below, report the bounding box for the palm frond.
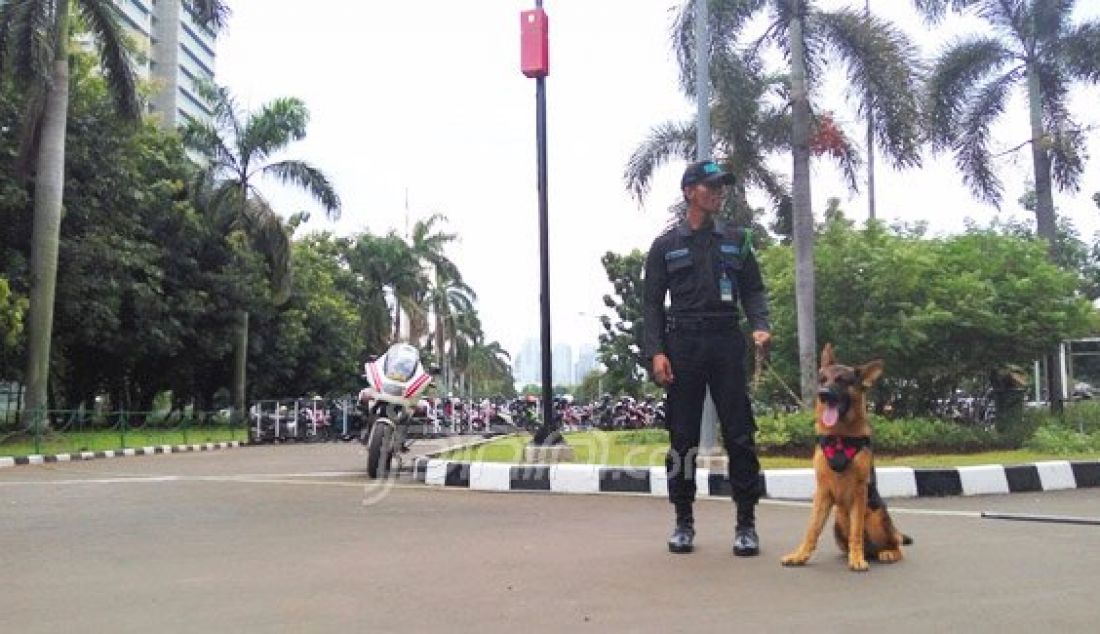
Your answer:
[812,113,862,192]
[181,118,240,174]
[1060,20,1100,83]
[76,0,140,119]
[411,213,458,269]
[11,0,54,86]
[260,160,341,219]
[624,121,695,203]
[14,81,46,176]
[672,0,766,97]
[954,70,1017,207]
[191,172,245,233]
[974,0,1026,42]
[187,0,231,32]
[0,1,18,74]
[240,97,308,164]
[1039,64,1085,192]
[755,106,791,151]
[925,36,1015,149]
[812,7,923,169]
[1038,62,1071,125]
[193,80,239,132]
[1047,116,1085,193]
[910,0,982,25]
[1030,0,1075,43]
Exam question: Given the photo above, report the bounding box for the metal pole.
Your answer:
[695,0,720,456]
[534,1,555,445]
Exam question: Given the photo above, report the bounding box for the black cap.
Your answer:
[681,160,735,189]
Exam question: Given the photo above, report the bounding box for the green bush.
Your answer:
[754,411,1001,454]
[1027,401,1100,435]
[1024,426,1100,454]
[611,399,1100,456]
[755,411,816,453]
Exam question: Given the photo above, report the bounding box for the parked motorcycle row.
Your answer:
[251,342,668,478]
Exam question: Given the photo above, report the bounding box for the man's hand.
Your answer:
[752,330,771,355]
[652,353,674,387]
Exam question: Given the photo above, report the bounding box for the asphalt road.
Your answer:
[1,443,1098,633]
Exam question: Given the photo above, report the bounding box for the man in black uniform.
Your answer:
[642,159,771,556]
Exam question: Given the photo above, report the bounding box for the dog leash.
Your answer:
[752,344,803,405]
[752,344,764,392]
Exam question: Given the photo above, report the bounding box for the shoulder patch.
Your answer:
[664,248,689,261]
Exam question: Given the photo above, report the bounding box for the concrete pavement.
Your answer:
[1,444,1098,633]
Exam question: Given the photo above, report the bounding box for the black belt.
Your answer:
[666,315,738,333]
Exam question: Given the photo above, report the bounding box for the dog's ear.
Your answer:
[820,343,835,369]
[857,360,884,388]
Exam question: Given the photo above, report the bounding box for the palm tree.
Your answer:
[347,232,413,354]
[671,0,924,405]
[435,279,478,394]
[446,308,483,396]
[915,0,1100,412]
[626,53,800,227]
[0,0,228,426]
[466,340,513,397]
[626,50,863,238]
[406,213,476,377]
[182,83,340,422]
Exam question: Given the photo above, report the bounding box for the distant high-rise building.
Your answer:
[552,343,573,386]
[110,0,217,126]
[513,337,542,386]
[575,344,598,383]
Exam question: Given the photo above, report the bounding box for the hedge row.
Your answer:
[614,407,1100,455]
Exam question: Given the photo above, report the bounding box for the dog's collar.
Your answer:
[817,435,871,473]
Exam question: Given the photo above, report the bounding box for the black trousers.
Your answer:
[664,327,761,508]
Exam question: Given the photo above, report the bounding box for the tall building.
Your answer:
[111,0,217,126]
[552,343,573,386]
[513,337,542,386]
[574,344,598,384]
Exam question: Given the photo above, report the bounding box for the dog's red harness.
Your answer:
[817,435,871,473]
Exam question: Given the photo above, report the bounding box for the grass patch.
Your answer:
[439,431,1100,468]
[0,427,247,457]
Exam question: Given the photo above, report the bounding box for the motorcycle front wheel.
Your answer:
[365,421,394,479]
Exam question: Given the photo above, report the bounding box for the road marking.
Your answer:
[980,511,1100,526]
[0,473,1090,522]
[761,498,982,518]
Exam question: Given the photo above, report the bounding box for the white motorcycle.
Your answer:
[359,343,437,478]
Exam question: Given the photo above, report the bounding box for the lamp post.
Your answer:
[520,1,559,446]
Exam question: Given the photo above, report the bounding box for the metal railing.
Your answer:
[0,408,246,458]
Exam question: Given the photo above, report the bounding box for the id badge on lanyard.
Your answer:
[720,273,734,303]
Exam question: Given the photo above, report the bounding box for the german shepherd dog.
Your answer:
[781,344,911,572]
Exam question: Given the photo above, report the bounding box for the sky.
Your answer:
[213,0,1100,360]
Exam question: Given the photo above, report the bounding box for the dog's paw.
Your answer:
[848,557,870,572]
[781,551,810,566]
[877,549,903,563]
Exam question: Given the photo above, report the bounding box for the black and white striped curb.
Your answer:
[0,441,243,469]
[403,458,1100,499]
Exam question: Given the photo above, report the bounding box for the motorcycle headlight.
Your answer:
[383,383,404,397]
[385,369,412,382]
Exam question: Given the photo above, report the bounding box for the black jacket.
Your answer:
[642,217,770,361]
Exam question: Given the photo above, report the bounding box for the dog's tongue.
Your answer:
[822,404,839,427]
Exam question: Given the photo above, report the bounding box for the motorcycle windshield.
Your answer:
[382,344,420,382]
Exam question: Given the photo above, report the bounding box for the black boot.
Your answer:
[668,503,695,554]
[733,504,759,557]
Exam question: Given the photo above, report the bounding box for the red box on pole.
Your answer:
[520,8,549,78]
